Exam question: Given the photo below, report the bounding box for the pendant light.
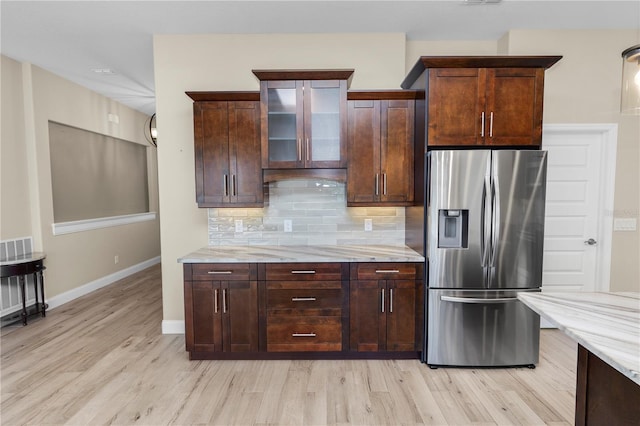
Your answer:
[145,113,158,146]
[621,45,640,114]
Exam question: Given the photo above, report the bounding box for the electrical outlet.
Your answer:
[235,219,243,233]
[114,255,119,264]
[364,218,373,231]
[284,219,293,233]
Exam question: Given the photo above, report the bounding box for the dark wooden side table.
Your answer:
[0,252,47,325]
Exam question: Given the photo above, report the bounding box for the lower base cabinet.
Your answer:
[183,264,259,357]
[183,261,423,360]
[263,263,348,352]
[349,263,424,353]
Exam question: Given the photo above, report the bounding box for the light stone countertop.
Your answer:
[518,291,640,386]
[178,245,425,264]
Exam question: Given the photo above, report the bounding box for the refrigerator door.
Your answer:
[427,150,491,289]
[489,150,547,289]
[426,289,540,367]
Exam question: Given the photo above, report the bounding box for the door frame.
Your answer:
[542,123,618,292]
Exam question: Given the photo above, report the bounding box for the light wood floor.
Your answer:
[1,264,577,425]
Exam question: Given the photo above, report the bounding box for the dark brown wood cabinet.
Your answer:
[183,261,422,360]
[349,263,423,353]
[188,92,263,207]
[401,56,562,148]
[347,91,416,206]
[253,70,353,169]
[427,67,546,146]
[262,263,349,352]
[575,344,640,425]
[183,263,258,357]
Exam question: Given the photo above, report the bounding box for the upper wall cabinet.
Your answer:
[253,69,354,169]
[401,56,562,148]
[347,91,417,206]
[187,92,263,208]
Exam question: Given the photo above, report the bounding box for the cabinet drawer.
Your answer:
[267,316,342,352]
[265,263,343,281]
[352,263,418,280]
[190,263,254,281]
[267,285,343,316]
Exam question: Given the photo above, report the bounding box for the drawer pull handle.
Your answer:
[292,333,316,337]
[375,270,400,274]
[292,297,316,302]
[208,271,233,275]
[291,270,316,274]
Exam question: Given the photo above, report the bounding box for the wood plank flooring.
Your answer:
[0,264,577,425]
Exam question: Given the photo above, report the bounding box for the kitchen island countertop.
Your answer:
[517,291,640,386]
[178,244,425,264]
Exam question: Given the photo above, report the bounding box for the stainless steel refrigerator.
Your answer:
[425,149,547,367]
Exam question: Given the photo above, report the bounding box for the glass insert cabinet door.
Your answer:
[266,82,301,164]
[261,79,347,169]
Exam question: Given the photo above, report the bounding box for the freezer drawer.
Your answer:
[427,289,540,367]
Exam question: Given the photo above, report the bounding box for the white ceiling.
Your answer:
[2,0,639,116]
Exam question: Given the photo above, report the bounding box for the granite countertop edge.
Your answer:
[517,291,640,386]
[178,245,425,264]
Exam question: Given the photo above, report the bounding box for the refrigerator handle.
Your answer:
[441,295,518,304]
[490,175,501,267]
[481,176,491,267]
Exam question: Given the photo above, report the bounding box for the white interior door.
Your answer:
[541,124,617,293]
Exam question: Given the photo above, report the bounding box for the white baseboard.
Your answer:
[162,320,185,334]
[46,256,161,310]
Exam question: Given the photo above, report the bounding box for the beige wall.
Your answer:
[406,40,499,71]
[154,33,408,323]
[407,31,640,292]
[1,56,32,239]
[504,30,640,292]
[1,55,161,300]
[155,29,639,324]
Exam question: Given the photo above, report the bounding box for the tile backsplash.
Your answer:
[208,179,405,246]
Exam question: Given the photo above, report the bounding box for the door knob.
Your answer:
[584,238,597,246]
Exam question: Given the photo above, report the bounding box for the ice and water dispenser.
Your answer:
[438,209,469,248]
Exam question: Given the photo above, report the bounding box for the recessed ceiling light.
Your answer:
[90,68,116,74]
[463,0,502,4]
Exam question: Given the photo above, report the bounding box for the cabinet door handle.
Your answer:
[207,271,233,274]
[390,288,394,313]
[381,288,385,313]
[480,112,485,137]
[383,173,387,195]
[222,289,227,313]
[306,138,310,162]
[214,289,219,313]
[297,139,302,161]
[292,333,316,338]
[223,174,229,197]
[232,175,237,196]
[291,297,316,302]
[291,270,316,274]
[375,174,379,196]
[375,270,400,274]
[489,112,494,138]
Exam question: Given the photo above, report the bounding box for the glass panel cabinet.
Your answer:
[255,70,353,169]
[307,82,341,163]
[266,83,300,163]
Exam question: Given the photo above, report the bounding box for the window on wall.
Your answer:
[48,121,155,235]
